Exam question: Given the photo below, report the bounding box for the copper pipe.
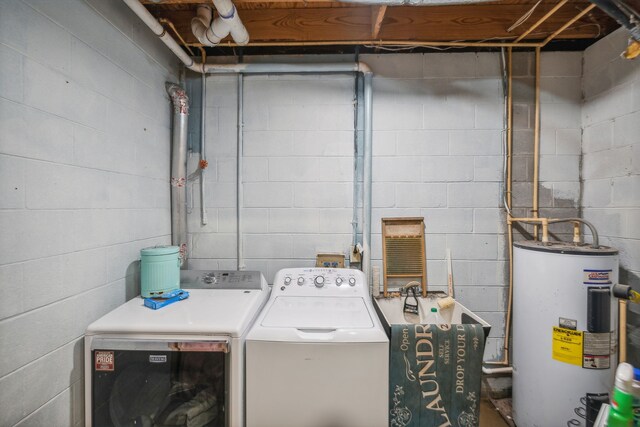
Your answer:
[503,48,514,366]
[502,220,514,364]
[541,4,597,46]
[514,0,569,42]
[198,46,207,62]
[572,221,581,243]
[187,40,543,48]
[507,48,513,215]
[533,46,541,239]
[620,299,627,362]
[158,17,196,57]
[509,217,600,247]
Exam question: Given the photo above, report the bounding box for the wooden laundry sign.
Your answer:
[390,323,485,427]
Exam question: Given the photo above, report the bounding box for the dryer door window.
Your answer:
[91,340,227,427]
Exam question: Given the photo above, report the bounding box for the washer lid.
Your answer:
[261,296,373,329]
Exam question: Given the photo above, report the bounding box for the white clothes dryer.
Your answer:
[84,271,269,427]
[245,268,389,427]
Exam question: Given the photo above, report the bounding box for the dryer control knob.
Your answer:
[284,277,292,285]
[348,277,356,286]
[297,277,305,286]
[336,277,343,286]
[314,276,325,287]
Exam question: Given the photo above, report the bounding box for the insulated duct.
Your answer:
[191,0,249,47]
[166,83,189,267]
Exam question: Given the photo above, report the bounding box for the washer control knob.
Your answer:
[314,276,325,287]
[284,277,292,286]
[348,277,356,286]
[297,277,305,286]
[336,277,343,286]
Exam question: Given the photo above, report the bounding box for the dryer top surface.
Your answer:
[86,288,269,337]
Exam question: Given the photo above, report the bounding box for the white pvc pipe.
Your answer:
[122,0,196,69]
[482,366,513,375]
[191,6,212,46]
[210,0,249,46]
[191,0,248,47]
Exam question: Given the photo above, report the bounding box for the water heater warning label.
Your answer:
[552,327,583,366]
[583,332,611,369]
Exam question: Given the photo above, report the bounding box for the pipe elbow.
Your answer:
[166,83,189,115]
[191,6,213,46]
[209,1,249,45]
[357,62,372,74]
[191,18,208,45]
[206,17,228,45]
[229,23,249,46]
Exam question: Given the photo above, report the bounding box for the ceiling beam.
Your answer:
[371,6,388,39]
[147,3,608,45]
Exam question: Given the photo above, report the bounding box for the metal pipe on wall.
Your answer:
[201,72,208,226]
[352,73,364,251]
[362,73,373,289]
[237,74,244,270]
[166,83,190,267]
[124,0,374,284]
[485,47,514,367]
[202,62,371,75]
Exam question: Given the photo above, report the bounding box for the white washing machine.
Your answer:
[246,267,389,427]
[84,270,269,427]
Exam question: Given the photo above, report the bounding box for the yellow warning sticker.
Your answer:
[552,327,583,366]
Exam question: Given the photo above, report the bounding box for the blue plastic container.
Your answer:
[140,246,180,298]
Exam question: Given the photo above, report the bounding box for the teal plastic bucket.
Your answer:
[140,246,180,298]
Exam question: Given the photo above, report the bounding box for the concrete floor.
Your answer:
[480,399,511,427]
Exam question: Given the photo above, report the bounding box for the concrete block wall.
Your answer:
[188,72,356,281]
[187,52,583,360]
[0,0,177,425]
[511,51,582,240]
[365,53,507,359]
[582,29,640,365]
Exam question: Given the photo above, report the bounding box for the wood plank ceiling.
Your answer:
[141,0,619,54]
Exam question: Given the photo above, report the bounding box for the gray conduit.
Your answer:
[124,0,374,286]
[201,73,208,226]
[237,74,244,270]
[362,73,373,289]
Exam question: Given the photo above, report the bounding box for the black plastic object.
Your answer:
[612,283,632,299]
[403,287,419,315]
[587,287,611,333]
[585,393,609,427]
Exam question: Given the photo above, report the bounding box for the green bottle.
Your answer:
[609,363,635,427]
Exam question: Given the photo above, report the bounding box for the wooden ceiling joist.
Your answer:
[371,6,388,39]
[144,0,617,51]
